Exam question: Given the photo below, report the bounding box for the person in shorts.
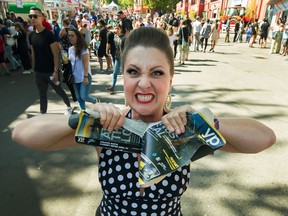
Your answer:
[280,23,288,56]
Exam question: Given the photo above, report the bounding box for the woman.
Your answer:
[209,20,219,52]
[178,19,190,64]
[59,19,77,103]
[13,22,32,74]
[270,20,283,54]
[68,28,100,110]
[106,23,125,92]
[200,19,211,53]
[12,28,276,216]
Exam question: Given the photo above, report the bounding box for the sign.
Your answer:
[16,0,23,8]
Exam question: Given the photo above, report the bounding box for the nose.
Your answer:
[138,74,151,89]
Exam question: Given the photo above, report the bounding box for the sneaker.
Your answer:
[23,70,32,74]
[106,86,114,92]
[64,107,73,115]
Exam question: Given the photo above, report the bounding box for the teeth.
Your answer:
[137,95,153,102]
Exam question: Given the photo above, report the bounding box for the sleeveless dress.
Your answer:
[97,111,191,216]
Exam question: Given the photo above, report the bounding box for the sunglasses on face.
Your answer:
[28,14,42,19]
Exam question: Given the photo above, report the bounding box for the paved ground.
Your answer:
[1,36,288,216]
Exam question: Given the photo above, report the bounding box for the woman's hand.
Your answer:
[83,77,89,85]
[92,103,126,131]
[161,105,196,135]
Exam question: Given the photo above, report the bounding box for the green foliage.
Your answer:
[118,0,134,7]
[148,0,179,11]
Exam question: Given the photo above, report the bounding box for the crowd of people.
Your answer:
[0,9,286,114]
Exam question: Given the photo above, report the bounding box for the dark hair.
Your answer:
[63,18,70,26]
[30,7,43,15]
[98,19,106,26]
[68,28,87,58]
[14,22,26,34]
[121,27,174,75]
[0,18,3,25]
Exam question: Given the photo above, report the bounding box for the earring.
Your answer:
[164,94,172,112]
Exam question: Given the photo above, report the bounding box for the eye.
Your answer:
[151,70,164,77]
[126,68,139,76]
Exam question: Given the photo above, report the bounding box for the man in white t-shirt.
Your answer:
[192,16,202,51]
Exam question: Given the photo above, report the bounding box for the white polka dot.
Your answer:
[125,163,131,169]
[106,150,112,155]
[104,189,109,194]
[120,184,126,190]
[167,193,172,197]
[108,177,114,184]
[171,184,177,191]
[161,203,167,209]
[114,155,120,162]
[135,191,140,197]
[131,211,137,215]
[108,158,113,165]
[141,213,148,216]
[108,168,113,174]
[102,170,106,176]
[168,207,172,212]
[117,175,124,181]
[111,187,117,193]
[135,171,139,178]
[152,204,158,210]
[127,172,133,179]
[122,200,128,206]
[160,211,166,216]
[132,153,137,158]
[116,165,122,171]
[132,203,138,208]
[150,185,156,191]
[162,180,168,186]
[151,213,157,216]
[182,169,187,175]
[182,179,185,185]
[100,161,106,167]
[141,204,148,209]
[149,193,155,198]
[134,161,138,168]
[179,188,183,194]
[174,174,180,181]
[102,180,106,186]
[123,153,129,159]
[121,209,127,214]
[158,189,164,194]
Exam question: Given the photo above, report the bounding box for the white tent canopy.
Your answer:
[108,1,118,11]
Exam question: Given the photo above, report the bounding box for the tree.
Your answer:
[118,0,134,7]
[145,0,179,12]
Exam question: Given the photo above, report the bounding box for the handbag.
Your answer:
[62,60,74,85]
[272,31,279,40]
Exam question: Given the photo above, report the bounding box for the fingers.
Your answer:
[162,105,195,135]
[92,103,125,131]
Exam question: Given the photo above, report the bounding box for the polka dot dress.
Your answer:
[98,149,191,215]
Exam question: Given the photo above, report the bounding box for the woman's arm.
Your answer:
[162,106,276,154]
[12,115,78,151]
[217,117,276,153]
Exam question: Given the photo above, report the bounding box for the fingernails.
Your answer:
[169,126,175,132]
[176,128,181,135]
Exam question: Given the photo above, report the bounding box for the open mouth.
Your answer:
[135,94,154,103]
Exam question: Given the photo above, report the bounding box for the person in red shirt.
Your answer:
[0,35,10,75]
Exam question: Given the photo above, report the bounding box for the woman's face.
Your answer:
[123,46,173,122]
[68,31,77,45]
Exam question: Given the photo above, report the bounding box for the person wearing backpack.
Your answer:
[200,19,212,53]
